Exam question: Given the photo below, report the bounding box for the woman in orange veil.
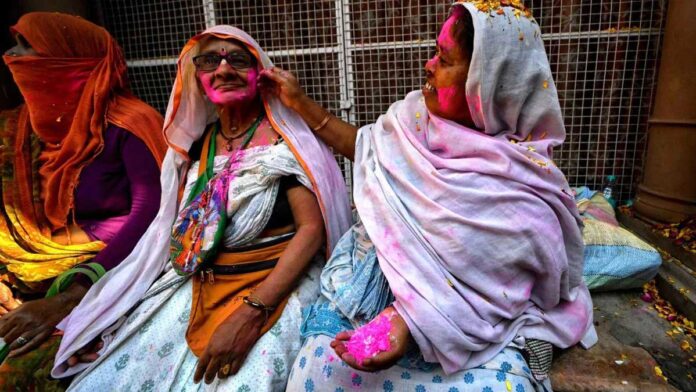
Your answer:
[0,12,166,389]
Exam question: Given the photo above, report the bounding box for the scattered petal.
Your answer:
[654,366,668,382]
[681,340,693,352]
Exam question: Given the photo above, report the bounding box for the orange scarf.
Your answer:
[2,12,167,231]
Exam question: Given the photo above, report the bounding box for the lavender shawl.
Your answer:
[353,3,595,374]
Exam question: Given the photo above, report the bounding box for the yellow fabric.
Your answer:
[0,204,104,283]
[0,109,104,286]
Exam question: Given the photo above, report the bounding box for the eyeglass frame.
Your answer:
[192,51,256,72]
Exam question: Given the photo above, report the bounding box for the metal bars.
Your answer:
[100,0,667,201]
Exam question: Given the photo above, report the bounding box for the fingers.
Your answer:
[78,351,100,363]
[3,298,21,312]
[1,324,23,348]
[361,352,388,370]
[69,339,103,365]
[258,67,283,83]
[216,354,234,380]
[258,67,289,92]
[67,355,79,367]
[7,326,35,351]
[334,330,353,341]
[338,352,373,372]
[216,363,229,380]
[229,357,243,376]
[0,312,14,337]
[8,327,52,358]
[193,352,210,384]
[204,356,222,384]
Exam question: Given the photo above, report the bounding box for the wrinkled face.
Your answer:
[194,38,259,107]
[423,16,474,126]
[4,34,38,57]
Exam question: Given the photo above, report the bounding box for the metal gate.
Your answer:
[98,0,667,201]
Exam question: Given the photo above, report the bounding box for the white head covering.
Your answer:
[352,1,595,374]
[52,25,351,378]
[163,25,352,252]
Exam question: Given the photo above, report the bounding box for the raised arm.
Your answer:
[259,67,358,160]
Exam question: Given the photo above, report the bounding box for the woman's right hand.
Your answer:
[330,306,411,372]
[258,67,307,111]
[193,304,266,384]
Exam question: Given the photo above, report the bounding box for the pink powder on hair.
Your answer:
[344,314,393,365]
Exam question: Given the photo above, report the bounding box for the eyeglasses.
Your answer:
[192,51,254,72]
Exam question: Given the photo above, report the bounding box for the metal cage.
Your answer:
[99,0,667,202]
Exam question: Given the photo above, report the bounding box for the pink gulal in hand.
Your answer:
[344,314,393,365]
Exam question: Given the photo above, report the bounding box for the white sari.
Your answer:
[67,144,322,391]
[53,25,351,389]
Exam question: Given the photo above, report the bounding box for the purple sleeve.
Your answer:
[75,133,161,287]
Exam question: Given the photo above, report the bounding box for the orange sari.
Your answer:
[0,12,166,288]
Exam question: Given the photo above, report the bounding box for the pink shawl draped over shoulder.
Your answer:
[353,2,596,374]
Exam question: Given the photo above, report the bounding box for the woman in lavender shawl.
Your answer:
[261,1,596,390]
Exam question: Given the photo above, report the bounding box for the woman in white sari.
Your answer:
[262,1,596,391]
[49,26,351,391]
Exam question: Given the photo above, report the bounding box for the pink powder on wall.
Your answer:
[344,314,393,365]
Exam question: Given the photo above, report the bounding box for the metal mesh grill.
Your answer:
[534,0,666,201]
[99,0,667,201]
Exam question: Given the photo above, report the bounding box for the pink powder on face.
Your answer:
[438,17,458,52]
[198,66,259,106]
[344,314,393,366]
[437,85,461,116]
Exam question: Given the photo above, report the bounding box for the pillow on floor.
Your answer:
[581,217,662,291]
[573,187,661,291]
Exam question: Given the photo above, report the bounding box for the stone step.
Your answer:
[550,291,695,392]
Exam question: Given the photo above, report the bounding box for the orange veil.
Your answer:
[3,12,166,231]
[0,12,166,285]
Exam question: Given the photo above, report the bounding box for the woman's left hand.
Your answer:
[0,284,84,357]
[193,304,266,384]
[330,306,412,372]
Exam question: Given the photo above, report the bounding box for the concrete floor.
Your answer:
[551,289,696,391]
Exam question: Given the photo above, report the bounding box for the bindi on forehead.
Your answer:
[198,39,246,55]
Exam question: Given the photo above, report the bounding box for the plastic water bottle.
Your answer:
[602,175,617,208]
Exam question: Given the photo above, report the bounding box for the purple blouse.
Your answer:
[73,125,161,283]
